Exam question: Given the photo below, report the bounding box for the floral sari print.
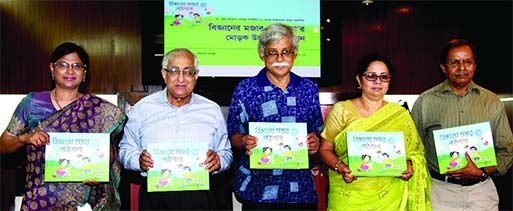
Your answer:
[6,92,126,211]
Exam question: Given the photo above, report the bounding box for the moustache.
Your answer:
[271,62,290,67]
[454,71,470,77]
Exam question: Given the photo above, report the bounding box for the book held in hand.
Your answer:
[44,132,110,182]
[346,131,407,177]
[433,122,496,174]
[147,142,209,192]
[248,122,309,169]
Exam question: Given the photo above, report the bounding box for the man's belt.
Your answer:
[430,171,481,186]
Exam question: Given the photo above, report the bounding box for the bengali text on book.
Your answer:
[248,122,309,169]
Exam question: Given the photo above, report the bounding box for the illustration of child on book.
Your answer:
[258,146,274,165]
[359,154,372,171]
[281,144,294,164]
[380,152,393,171]
[191,12,202,26]
[53,158,71,178]
[171,14,183,26]
[156,169,173,188]
[448,151,460,169]
[181,166,194,186]
[79,157,93,177]
[469,146,481,161]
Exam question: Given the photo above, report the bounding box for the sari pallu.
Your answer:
[21,93,126,211]
[329,103,431,211]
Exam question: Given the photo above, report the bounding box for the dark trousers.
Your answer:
[138,177,216,210]
[241,201,317,211]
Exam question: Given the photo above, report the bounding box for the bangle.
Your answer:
[334,160,342,175]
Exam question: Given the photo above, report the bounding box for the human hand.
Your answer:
[20,130,49,148]
[139,150,154,171]
[399,160,414,181]
[241,134,258,155]
[341,166,357,183]
[204,149,221,172]
[83,180,100,186]
[306,132,320,155]
[446,153,481,180]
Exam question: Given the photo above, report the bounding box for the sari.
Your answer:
[6,91,126,211]
[321,100,431,211]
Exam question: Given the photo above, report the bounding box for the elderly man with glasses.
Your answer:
[118,48,232,210]
[227,23,323,210]
[412,39,513,210]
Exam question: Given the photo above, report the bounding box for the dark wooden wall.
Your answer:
[320,1,512,94]
[0,1,145,209]
[0,1,511,96]
[0,1,143,94]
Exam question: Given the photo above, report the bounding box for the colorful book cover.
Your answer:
[433,122,496,174]
[147,142,209,192]
[248,122,309,169]
[44,132,110,182]
[346,131,407,176]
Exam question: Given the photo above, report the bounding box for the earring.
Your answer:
[357,84,361,89]
[51,75,55,80]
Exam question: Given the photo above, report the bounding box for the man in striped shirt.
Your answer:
[412,39,513,211]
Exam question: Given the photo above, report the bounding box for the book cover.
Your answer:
[433,122,496,174]
[147,142,209,192]
[44,132,110,182]
[248,122,309,169]
[346,131,407,177]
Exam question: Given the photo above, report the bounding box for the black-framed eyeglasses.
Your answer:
[446,58,475,68]
[53,61,86,71]
[362,72,391,82]
[164,66,198,78]
[264,48,295,60]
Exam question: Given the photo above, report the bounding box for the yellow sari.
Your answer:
[321,100,431,211]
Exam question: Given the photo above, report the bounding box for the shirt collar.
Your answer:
[158,88,196,106]
[439,79,480,95]
[255,67,301,88]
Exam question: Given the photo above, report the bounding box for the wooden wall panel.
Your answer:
[322,1,512,94]
[0,1,143,94]
[0,2,144,209]
[1,1,510,95]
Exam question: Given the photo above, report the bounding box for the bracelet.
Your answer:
[334,160,342,175]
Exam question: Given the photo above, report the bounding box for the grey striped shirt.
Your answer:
[411,80,513,174]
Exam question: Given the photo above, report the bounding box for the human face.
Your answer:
[440,45,476,89]
[161,51,198,106]
[49,52,86,91]
[357,61,390,100]
[259,36,297,79]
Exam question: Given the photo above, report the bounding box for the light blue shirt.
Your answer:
[118,89,232,176]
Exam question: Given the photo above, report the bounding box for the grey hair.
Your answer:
[258,23,299,56]
[161,48,199,70]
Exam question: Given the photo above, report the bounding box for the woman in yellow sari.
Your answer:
[319,54,431,211]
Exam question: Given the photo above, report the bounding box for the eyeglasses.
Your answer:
[53,61,86,71]
[264,48,295,60]
[362,72,391,82]
[446,58,475,68]
[164,66,198,78]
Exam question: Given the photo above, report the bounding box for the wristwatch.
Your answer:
[479,168,489,181]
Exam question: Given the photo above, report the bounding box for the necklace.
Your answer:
[52,89,79,110]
